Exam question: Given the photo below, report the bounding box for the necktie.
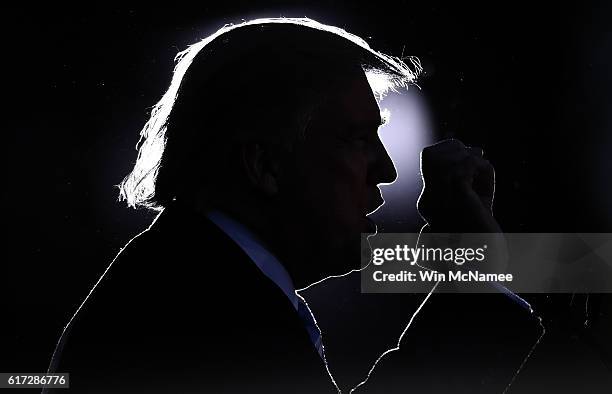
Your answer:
[297,298,324,358]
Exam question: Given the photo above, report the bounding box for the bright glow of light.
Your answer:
[369,89,433,230]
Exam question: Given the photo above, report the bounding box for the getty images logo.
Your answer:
[371,244,488,266]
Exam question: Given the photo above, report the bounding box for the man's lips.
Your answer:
[362,216,377,233]
[366,192,385,215]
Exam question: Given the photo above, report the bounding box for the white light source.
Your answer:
[370,89,433,231]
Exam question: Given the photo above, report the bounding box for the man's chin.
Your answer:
[295,221,373,286]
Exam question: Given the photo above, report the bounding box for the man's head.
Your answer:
[119,18,419,286]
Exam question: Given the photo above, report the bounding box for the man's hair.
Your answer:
[118,17,421,210]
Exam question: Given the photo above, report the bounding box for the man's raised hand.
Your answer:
[417,139,501,233]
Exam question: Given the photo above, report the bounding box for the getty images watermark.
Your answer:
[360,233,612,293]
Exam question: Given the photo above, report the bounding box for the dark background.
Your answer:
[4,0,611,382]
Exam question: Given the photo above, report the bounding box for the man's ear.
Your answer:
[240,142,280,196]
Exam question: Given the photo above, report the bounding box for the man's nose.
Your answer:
[370,138,397,185]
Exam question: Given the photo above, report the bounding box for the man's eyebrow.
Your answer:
[363,117,385,131]
[350,121,384,136]
[348,113,387,133]
[380,109,390,126]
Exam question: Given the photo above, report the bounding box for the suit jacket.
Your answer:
[46,204,337,393]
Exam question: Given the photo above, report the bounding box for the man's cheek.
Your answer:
[331,177,367,225]
[302,150,368,217]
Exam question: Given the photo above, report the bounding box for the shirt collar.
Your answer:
[206,210,299,310]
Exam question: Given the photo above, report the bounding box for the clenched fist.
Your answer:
[417,139,501,233]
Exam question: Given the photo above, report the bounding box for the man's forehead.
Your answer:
[327,73,382,126]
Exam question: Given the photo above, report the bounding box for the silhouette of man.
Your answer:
[46,18,506,393]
